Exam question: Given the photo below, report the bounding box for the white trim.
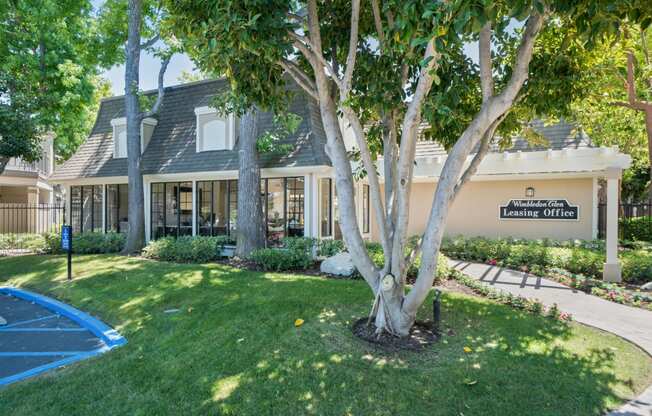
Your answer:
[144,180,151,242]
[50,176,129,186]
[191,180,197,236]
[102,185,106,233]
[110,117,126,127]
[592,177,599,239]
[194,108,236,152]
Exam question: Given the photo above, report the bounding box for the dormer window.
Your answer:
[110,117,158,158]
[195,107,234,152]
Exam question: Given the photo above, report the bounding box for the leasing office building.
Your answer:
[51,79,630,280]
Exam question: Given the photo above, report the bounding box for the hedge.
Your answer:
[44,232,126,254]
[621,216,652,242]
[440,236,652,284]
[142,235,234,263]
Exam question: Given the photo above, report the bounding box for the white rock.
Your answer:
[641,282,652,291]
[320,252,355,277]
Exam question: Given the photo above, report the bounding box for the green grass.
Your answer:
[1,255,651,416]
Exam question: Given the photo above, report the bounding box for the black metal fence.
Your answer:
[598,203,652,240]
[0,203,65,235]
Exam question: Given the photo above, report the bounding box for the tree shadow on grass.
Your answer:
[0,254,649,416]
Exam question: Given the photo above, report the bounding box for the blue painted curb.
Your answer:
[0,286,126,348]
[0,286,127,387]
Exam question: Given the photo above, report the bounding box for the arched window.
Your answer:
[115,129,127,158]
[202,118,227,151]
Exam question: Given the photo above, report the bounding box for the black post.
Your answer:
[67,249,72,281]
[432,289,442,332]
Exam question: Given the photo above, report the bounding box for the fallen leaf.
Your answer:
[463,378,478,386]
[463,346,473,353]
[294,318,305,327]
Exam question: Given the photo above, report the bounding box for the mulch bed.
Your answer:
[352,317,439,352]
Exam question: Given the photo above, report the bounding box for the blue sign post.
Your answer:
[61,225,72,281]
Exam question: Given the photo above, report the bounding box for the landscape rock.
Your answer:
[320,252,355,277]
[642,282,652,291]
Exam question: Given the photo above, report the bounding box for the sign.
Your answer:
[61,225,73,281]
[61,225,72,251]
[499,199,579,221]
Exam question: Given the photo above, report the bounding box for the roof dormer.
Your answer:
[194,107,235,152]
[110,117,158,158]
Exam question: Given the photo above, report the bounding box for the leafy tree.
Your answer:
[0,0,112,171]
[571,25,652,201]
[168,0,651,336]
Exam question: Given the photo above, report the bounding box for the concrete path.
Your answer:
[452,260,652,416]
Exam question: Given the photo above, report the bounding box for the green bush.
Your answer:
[363,239,451,281]
[142,235,233,263]
[249,237,315,271]
[317,239,345,257]
[621,216,652,242]
[441,235,652,284]
[0,233,47,252]
[44,232,125,254]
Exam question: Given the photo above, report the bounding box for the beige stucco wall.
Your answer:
[0,186,29,203]
[371,178,595,241]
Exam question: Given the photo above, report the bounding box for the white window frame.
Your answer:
[110,117,158,159]
[194,106,235,152]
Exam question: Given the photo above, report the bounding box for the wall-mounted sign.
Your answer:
[499,199,579,221]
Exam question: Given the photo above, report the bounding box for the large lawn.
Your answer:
[0,255,650,415]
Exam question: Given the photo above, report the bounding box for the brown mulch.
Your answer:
[435,279,481,298]
[352,318,439,352]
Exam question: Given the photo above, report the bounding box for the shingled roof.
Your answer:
[415,120,594,158]
[51,78,330,181]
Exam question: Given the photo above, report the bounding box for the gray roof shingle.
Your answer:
[52,79,331,180]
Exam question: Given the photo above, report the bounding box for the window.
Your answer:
[196,180,234,237]
[319,178,332,237]
[266,178,285,245]
[106,184,129,233]
[151,182,193,239]
[70,185,103,233]
[286,177,305,237]
[111,117,156,158]
[333,183,342,240]
[362,184,370,234]
[195,107,232,152]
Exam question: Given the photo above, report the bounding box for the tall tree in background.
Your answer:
[572,25,652,201]
[170,0,648,336]
[0,0,112,171]
[116,0,175,253]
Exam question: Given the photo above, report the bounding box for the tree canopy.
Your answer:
[0,0,114,163]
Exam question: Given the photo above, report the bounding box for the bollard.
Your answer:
[432,289,442,332]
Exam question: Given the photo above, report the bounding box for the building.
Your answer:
[0,136,62,234]
[51,79,630,281]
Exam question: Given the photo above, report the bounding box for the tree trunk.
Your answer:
[0,156,10,176]
[122,0,146,254]
[235,108,265,257]
[645,109,652,201]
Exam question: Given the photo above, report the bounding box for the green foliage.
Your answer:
[317,239,346,257]
[0,234,48,252]
[256,113,302,154]
[44,232,125,254]
[441,235,652,284]
[250,237,315,272]
[364,238,451,281]
[0,0,115,163]
[621,216,652,241]
[142,236,234,263]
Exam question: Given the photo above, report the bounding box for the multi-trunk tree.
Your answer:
[169,0,651,336]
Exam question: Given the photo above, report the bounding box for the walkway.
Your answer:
[452,260,652,416]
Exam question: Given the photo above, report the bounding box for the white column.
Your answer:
[101,185,107,233]
[603,167,622,282]
[144,180,151,242]
[192,180,197,236]
[591,176,598,239]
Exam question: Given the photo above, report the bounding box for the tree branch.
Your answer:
[140,34,160,49]
[288,30,343,90]
[371,0,385,46]
[479,22,493,102]
[141,53,171,119]
[279,59,319,100]
[341,0,361,95]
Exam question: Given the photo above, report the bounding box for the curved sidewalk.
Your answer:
[452,260,652,416]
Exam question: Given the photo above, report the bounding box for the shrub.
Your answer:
[317,239,345,257]
[142,235,233,263]
[43,232,125,254]
[0,233,47,252]
[250,238,314,272]
[621,216,652,242]
[621,251,652,284]
[363,239,451,281]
